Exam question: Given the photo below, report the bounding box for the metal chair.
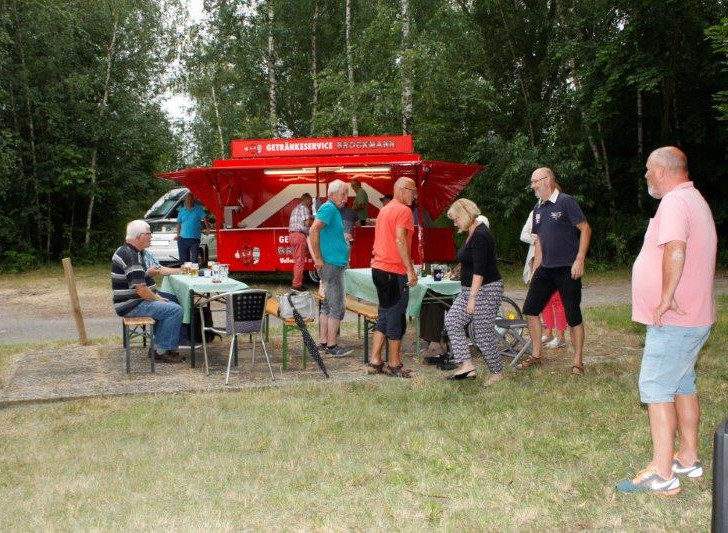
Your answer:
[492,295,532,366]
[198,289,275,384]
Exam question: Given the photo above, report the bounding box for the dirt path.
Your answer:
[1,275,726,344]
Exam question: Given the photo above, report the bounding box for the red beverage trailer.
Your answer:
[157,135,481,274]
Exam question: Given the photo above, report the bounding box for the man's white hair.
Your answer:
[327,179,347,196]
[126,219,150,240]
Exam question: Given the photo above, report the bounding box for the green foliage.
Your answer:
[0,0,181,267]
[2,0,727,268]
[706,17,728,121]
[0,250,38,273]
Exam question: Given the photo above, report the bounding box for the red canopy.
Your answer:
[158,159,481,223]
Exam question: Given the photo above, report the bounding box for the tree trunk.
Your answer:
[661,76,674,143]
[84,12,119,245]
[496,0,535,146]
[310,0,318,135]
[12,0,41,249]
[636,88,644,210]
[69,191,76,252]
[211,84,225,157]
[46,194,51,254]
[554,0,615,216]
[596,121,615,217]
[345,0,358,136]
[672,93,681,147]
[400,0,413,135]
[267,0,278,136]
[582,117,601,168]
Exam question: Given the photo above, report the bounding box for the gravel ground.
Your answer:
[1,274,725,405]
[6,276,726,344]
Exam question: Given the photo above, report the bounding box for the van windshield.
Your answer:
[146,198,180,218]
[145,188,187,219]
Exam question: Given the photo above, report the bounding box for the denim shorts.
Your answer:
[638,324,711,404]
[319,263,345,320]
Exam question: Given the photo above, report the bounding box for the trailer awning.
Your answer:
[417,161,482,220]
[157,159,481,222]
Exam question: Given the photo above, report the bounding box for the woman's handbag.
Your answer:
[278,290,315,321]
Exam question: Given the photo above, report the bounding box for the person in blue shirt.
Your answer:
[175,192,211,264]
[309,179,352,357]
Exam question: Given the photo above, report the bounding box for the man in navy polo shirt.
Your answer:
[518,167,592,374]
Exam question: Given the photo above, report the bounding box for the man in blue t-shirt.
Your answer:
[309,179,353,357]
[175,192,211,264]
[519,167,592,375]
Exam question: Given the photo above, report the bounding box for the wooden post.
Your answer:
[62,257,89,345]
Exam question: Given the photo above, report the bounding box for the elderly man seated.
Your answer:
[111,220,184,364]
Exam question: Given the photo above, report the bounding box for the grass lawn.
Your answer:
[0,295,726,529]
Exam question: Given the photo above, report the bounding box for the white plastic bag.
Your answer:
[278,291,315,320]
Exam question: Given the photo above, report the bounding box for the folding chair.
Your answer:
[493,295,532,367]
[198,289,275,384]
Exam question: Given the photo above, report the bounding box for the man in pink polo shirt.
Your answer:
[617,147,717,496]
[367,177,418,378]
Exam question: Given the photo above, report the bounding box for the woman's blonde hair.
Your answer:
[447,198,480,230]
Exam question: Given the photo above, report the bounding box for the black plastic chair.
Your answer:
[197,289,275,384]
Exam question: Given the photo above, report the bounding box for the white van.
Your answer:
[145,188,217,265]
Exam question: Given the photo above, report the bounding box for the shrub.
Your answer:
[0,251,39,273]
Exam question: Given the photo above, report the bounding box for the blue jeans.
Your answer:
[638,324,711,404]
[177,237,200,263]
[125,294,183,352]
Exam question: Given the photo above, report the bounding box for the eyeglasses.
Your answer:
[404,187,417,192]
[530,176,548,185]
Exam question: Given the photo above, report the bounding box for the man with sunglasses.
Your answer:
[518,168,591,375]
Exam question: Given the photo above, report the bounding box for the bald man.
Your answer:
[617,147,716,495]
[518,167,591,374]
[367,177,418,378]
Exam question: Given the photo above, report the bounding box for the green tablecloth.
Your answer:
[344,268,461,317]
[160,274,248,324]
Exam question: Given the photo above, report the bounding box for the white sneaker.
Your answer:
[672,458,703,478]
[545,338,566,349]
[541,335,553,343]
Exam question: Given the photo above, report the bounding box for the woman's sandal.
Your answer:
[571,365,584,375]
[446,369,476,380]
[515,355,543,370]
[384,363,413,379]
[366,362,385,375]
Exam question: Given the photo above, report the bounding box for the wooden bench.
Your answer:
[122,316,155,373]
[344,295,380,363]
[264,298,315,370]
[315,290,383,362]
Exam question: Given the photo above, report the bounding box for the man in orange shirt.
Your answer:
[367,177,418,378]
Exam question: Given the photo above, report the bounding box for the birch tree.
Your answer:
[267,0,279,136]
[345,0,358,136]
[400,0,413,135]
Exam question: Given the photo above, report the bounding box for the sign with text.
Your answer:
[231,135,413,159]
